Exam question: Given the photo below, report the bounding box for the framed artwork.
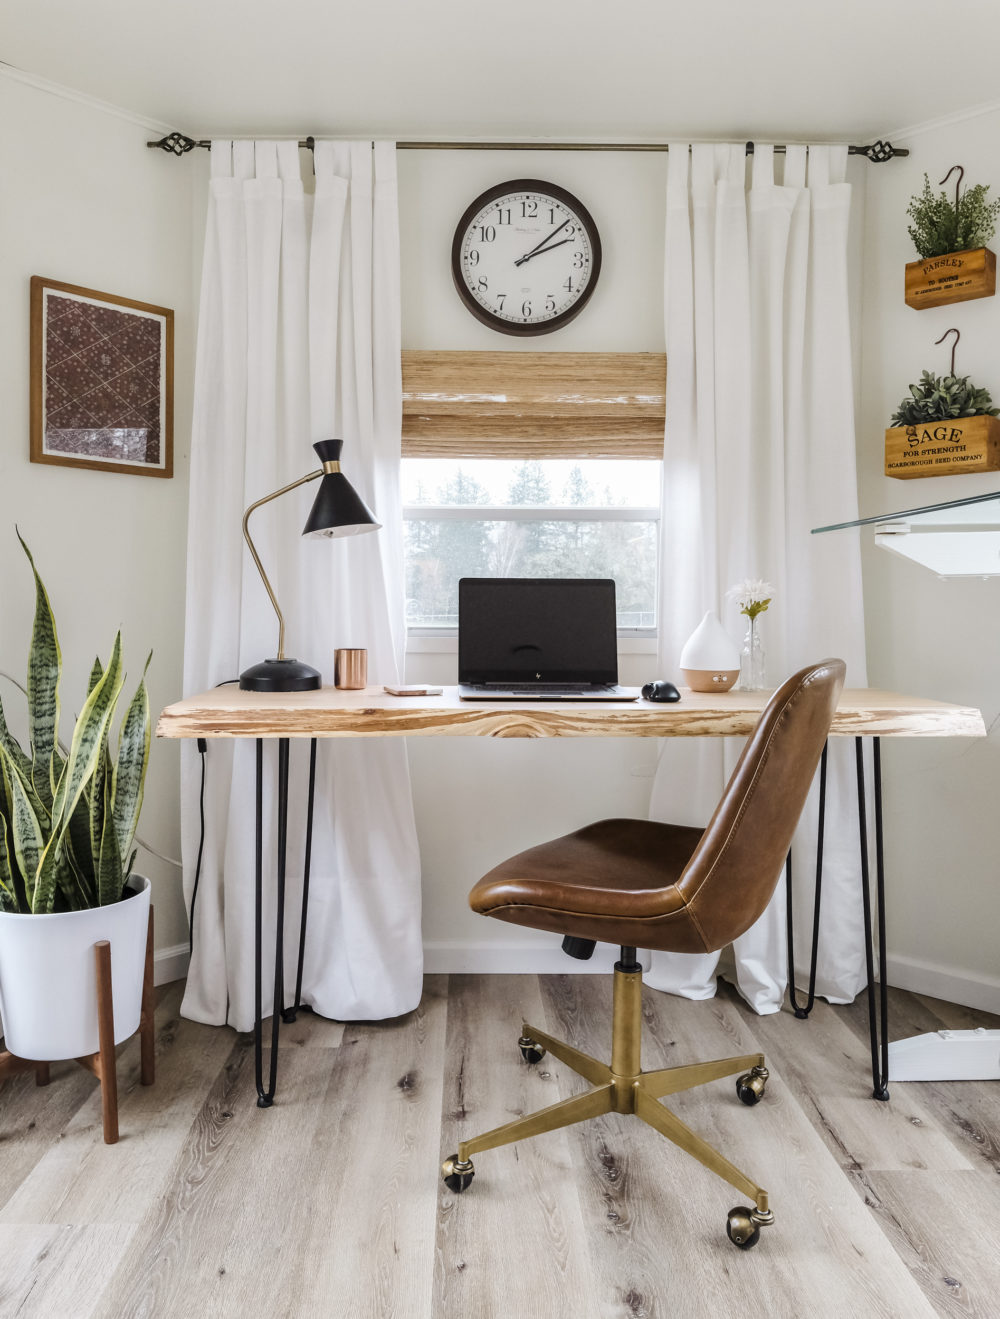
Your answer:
[30,276,173,478]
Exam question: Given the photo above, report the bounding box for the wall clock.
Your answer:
[451,179,602,336]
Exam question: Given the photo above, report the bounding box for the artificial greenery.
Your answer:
[906,174,1000,259]
[890,369,1000,427]
[0,533,150,915]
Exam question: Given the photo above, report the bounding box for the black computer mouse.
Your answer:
[642,680,681,703]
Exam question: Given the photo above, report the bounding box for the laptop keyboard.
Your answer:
[478,682,610,693]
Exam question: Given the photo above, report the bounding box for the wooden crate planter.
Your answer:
[885,414,1000,478]
[904,247,996,309]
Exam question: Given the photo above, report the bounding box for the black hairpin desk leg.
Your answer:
[284,738,317,1024]
[857,735,890,1101]
[786,741,829,1019]
[254,738,288,1107]
[253,737,319,1106]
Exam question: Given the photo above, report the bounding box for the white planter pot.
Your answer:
[0,875,150,1061]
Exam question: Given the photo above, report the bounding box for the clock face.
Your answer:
[451,179,601,336]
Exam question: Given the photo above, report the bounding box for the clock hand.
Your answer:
[514,238,574,267]
[514,217,571,266]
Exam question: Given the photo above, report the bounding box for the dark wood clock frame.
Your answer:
[450,178,602,336]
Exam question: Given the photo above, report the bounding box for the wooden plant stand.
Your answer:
[0,908,155,1144]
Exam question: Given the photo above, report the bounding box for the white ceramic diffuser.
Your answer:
[679,611,741,692]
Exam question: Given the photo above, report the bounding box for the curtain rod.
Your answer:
[147,132,906,162]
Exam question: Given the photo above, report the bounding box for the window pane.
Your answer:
[402,458,660,508]
[405,518,657,629]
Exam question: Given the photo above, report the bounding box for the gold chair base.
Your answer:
[455,965,771,1218]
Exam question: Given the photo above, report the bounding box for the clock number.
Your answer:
[563,276,575,293]
[496,207,511,225]
[478,225,496,243]
[496,293,507,311]
[521,199,538,218]
[476,276,489,292]
[522,300,532,318]
[564,225,575,237]
[545,295,556,313]
[467,249,480,267]
[547,207,556,223]
[573,251,585,269]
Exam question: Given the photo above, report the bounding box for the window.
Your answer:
[399,350,666,640]
[403,458,661,633]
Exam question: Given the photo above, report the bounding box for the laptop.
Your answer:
[457,578,640,701]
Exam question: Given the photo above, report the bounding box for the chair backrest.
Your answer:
[675,658,846,953]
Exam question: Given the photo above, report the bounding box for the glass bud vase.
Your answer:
[740,615,766,691]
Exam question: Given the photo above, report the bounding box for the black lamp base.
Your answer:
[239,658,322,692]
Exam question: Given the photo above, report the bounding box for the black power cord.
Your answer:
[188,737,208,959]
[187,679,238,961]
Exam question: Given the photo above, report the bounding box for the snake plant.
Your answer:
[0,533,150,914]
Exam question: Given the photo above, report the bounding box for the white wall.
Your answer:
[0,71,194,972]
[858,119,1000,1011]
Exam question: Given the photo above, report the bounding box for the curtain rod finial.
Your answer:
[147,131,200,155]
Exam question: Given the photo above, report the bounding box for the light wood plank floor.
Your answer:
[1,975,997,1319]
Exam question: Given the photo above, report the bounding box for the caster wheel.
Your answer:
[442,1155,475,1193]
[736,1066,767,1106]
[726,1206,761,1250]
[518,1034,546,1065]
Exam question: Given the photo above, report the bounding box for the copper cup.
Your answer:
[334,648,367,690]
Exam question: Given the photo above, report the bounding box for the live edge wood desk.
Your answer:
[157,685,984,1106]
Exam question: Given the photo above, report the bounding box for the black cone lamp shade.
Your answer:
[239,439,381,692]
[302,440,381,538]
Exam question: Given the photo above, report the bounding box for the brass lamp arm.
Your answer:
[242,469,322,661]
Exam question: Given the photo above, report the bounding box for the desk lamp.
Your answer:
[239,439,380,692]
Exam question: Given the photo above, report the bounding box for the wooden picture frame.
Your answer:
[30,276,173,478]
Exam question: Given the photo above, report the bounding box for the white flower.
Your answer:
[726,578,774,619]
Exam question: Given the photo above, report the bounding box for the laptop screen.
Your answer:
[458,578,619,684]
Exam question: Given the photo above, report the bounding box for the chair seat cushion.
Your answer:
[469,818,717,954]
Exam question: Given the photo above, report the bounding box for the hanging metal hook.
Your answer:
[935,326,961,377]
[939,164,965,217]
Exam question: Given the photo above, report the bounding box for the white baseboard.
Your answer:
[422,941,650,975]
[885,953,1000,1016]
[152,942,1000,1017]
[154,943,190,987]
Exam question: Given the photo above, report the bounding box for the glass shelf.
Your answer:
[812,490,1000,577]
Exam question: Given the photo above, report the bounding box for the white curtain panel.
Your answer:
[180,140,422,1031]
[648,142,869,1013]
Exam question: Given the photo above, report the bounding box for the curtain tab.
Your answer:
[666,142,691,198]
[232,140,255,182]
[807,145,847,188]
[784,145,807,190]
[373,141,397,183]
[255,141,279,180]
[720,143,744,185]
[751,144,774,190]
[690,143,716,193]
[210,140,234,179]
[276,140,300,183]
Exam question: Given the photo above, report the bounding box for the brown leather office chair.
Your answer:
[441,658,845,1249]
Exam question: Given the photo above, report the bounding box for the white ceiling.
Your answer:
[4,0,999,143]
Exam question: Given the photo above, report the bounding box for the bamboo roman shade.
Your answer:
[400,351,666,459]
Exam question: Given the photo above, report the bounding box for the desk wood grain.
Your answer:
[156,685,985,740]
